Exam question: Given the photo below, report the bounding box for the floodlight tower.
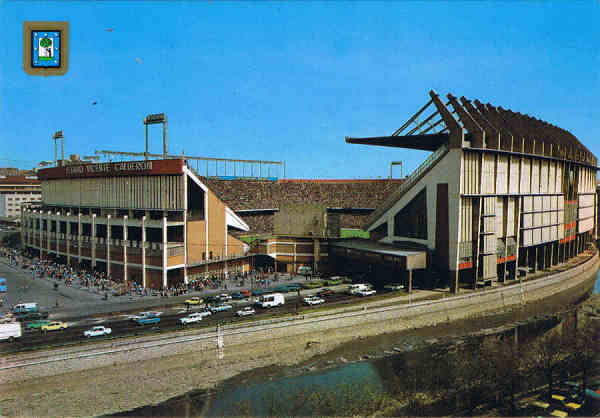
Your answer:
[52,130,64,167]
[143,113,168,160]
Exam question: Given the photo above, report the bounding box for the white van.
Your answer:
[297,266,312,276]
[257,293,285,308]
[347,284,370,295]
[13,303,38,313]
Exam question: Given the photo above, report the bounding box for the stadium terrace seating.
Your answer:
[201,178,404,235]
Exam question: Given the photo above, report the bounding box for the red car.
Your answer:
[316,288,335,298]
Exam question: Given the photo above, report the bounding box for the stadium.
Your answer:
[20,90,598,293]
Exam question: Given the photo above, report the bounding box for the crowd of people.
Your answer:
[1,245,288,302]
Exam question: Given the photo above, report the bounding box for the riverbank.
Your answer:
[0,253,597,417]
[113,264,598,417]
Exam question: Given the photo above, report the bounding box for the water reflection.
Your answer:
[207,362,382,416]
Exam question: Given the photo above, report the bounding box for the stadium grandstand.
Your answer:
[344,89,597,292]
[201,177,405,237]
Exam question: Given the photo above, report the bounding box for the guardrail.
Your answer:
[1,252,597,373]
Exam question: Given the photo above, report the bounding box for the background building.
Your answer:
[346,90,597,292]
[0,176,41,221]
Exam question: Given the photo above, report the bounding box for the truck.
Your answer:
[0,322,22,341]
[256,293,285,308]
[13,303,38,314]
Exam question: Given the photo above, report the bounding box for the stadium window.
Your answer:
[202,252,206,260]
[394,188,427,240]
[209,251,213,259]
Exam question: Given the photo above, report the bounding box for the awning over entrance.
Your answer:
[329,239,427,270]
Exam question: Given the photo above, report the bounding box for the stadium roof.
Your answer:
[346,90,596,167]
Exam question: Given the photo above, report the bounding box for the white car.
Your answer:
[303,296,325,305]
[356,289,376,297]
[84,325,112,337]
[236,307,256,316]
[384,284,405,291]
[218,293,232,301]
[179,312,207,324]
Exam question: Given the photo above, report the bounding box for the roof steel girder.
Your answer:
[429,90,463,148]
[459,97,501,149]
[446,93,485,148]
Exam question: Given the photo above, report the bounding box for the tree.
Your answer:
[481,334,525,415]
[39,37,52,57]
[526,331,566,402]
[565,318,600,398]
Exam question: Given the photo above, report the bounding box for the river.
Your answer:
[112,270,600,417]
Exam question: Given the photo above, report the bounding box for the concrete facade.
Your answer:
[20,160,250,289]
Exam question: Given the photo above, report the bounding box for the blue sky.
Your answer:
[1,1,599,179]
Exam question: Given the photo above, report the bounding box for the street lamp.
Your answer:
[143,113,168,160]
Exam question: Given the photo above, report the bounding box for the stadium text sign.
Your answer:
[38,159,183,180]
[66,161,153,175]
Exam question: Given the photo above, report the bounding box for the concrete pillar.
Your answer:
[293,242,297,273]
[106,215,111,278]
[162,216,168,289]
[142,216,147,289]
[78,213,82,263]
[46,211,51,257]
[542,244,546,270]
[449,270,459,293]
[91,214,96,269]
[55,212,60,257]
[123,216,128,287]
[66,214,71,265]
[38,211,42,259]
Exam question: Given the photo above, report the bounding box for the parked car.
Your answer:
[135,315,160,326]
[218,293,232,302]
[251,289,265,297]
[15,311,49,322]
[297,266,312,276]
[324,276,345,286]
[316,288,335,298]
[231,292,246,300]
[41,321,68,332]
[204,295,220,304]
[84,325,112,337]
[184,297,203,305]
[236,307,256,316]
[180,312,207,324]
[356,288,377,297]
[303,296,325,305]
[210,304,233,313]
[13,303,38,314]
[25,320,51,330]
[285,283,302,292]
